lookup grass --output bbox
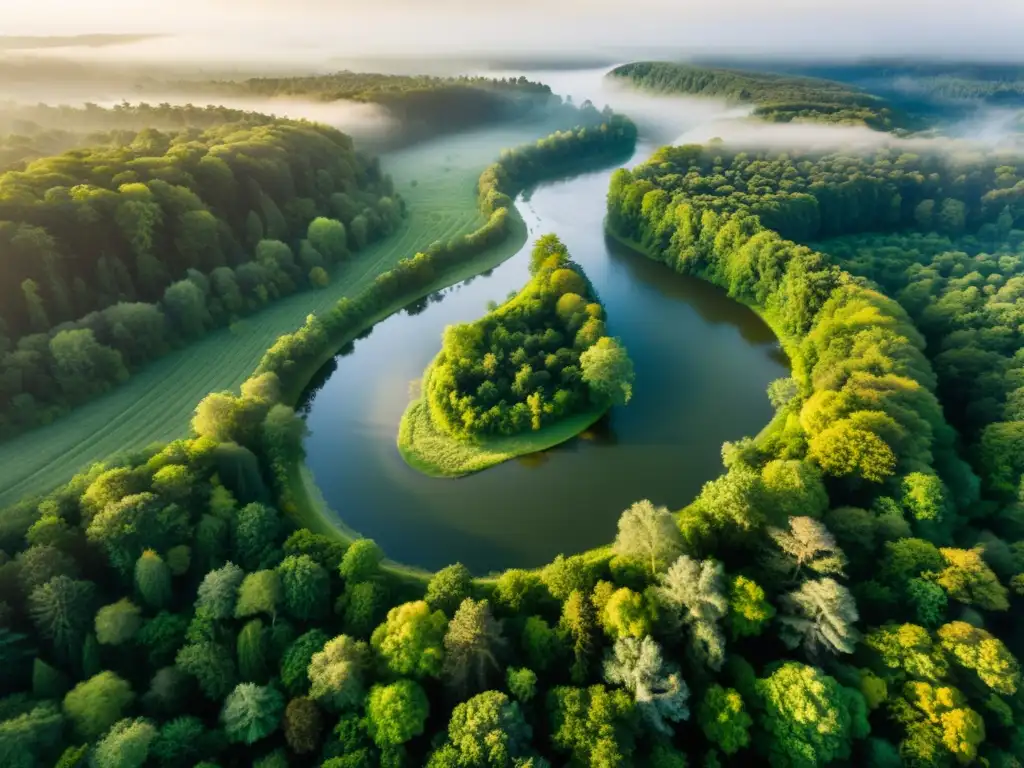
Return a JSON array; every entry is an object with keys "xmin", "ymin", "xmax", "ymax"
[
  {"xmin": 0, "ymin": 119, "xmax": 565, "ymax": 507},
  {"xmin": 397, "ymin": 361, "xmax": 608, "ymax": 477}
]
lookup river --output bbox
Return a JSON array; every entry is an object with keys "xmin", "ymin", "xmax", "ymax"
[{"xmin": 297, "ymin": 68, "xmax": 789, "ymax": 574}]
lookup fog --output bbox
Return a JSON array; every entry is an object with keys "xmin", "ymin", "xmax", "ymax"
[{"xmin": 4, "ymin": 0, "xmax": 1024, "ymax": 66}]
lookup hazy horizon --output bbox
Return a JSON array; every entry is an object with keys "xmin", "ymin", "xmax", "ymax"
[{"xmin": 4, "ymin": 1, "xmax": 1024, "ymax": 65}]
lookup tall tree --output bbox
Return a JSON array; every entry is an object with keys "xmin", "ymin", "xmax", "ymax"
[
  {"xmin": 779, "ymin": 578, "xmax": 860, "ymax": 656},
  {"xmin": 657, "ymin": 555, "xmax": 729, "ymax": 669},
  {"xmin": 442, "ymin": 599, "xmax": 506, "ymax": 698},
  {"xmin": 613, "ymin": 500, "xmax": 684, "ymax": 577},
  {"xmin": 603, "ymin": 635, "xmax": 690, "ymax": 735}
]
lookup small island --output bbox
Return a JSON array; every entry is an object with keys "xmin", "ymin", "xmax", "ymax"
[{"xmin": 398, "ymin": 234, "xmax": 635, "ymax": 476}]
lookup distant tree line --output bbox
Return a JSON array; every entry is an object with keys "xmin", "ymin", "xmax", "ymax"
[
  {"xmin": 608, "ymin": 61, "xmax": 912, "ymax": 131},
  {"xmin": 0, "ymin": 112, "xmax": 401, "ymax": 437},
  {"xmin": 425, "ymin": 234, "xmax": 633, "ymax": 439}
]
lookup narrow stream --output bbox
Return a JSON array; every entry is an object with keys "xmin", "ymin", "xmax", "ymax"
[{"xmin": 298, "ymin": 69, "xmax": 789, "ymax": 573}]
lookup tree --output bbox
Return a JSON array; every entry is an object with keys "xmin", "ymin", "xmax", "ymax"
[
  {"xmin": 698, "ymin": 685, "xmax": 752, "ymax": 755},
  {"xmin": 29, "ymin": 575, "xmax": 96, "ymax": 659},
  {"xmin": 728, "ymin": 575, "xmax": 775, "ymax": 638},
  {"xmin": 22, "ymin": 278, "xmax": 49, "ymax": 333},
  {"xmin": 601, "ymin": 587, "xmax": 657, "ymax": 639},
  {"xmin": 150, "ymin": 716, "xmax": 207, "ymax": 767},
  {"xmin": 62, "ymin": 671, "xmax": 134, "ymax": 740},
  {"xmin": 16, "ymin": 545, "xmax": 79, "ymax": 593},
  {"xmin": 371, "ymin": 600, "xmax": 447, "ymax": 679},
  {"xmin": 613, "ymin": 500, "xmax": 683, "ymax": 577},
  {"xmin": 901, "ymin": 472, "xmax": 947, "ymax": 522},
  {"xmin": 657, "ymin": 555, "xmax": 728, "ymax": 669},
  {"xmin": 760, "ymin": 460, "xmax": 829, "ymax": 521},
  {"xmin": 898, "ymin": 681, "xmax": 985, "ymax": 765},
  {"xmin": 277, "ymin": 555, "xmax": 330, "ymax": 621},
  {"xmin": 931, "ymin": 547, "xmax": 1010, "ymax": 610},
  {"xmin": 521, "ymin": 615, "xmax": 562, "ymax": 673},
  {"xmin": 163, "ymin": 280, "xmax": 209, "ymax": 339},
  {"xmin": 547, "ymin": 684, "xmax": 639, "ymax": 767},
  {"xmin": 808, "ymin": 421, "xmax": 896, "ymax": 484},
  {"xmin": 135, "ymin": 550, "xmax": 172, "ymax": 609},
  {"xmin": 175, "ymin": 641, "xmax": 237, "ymax": 700},
  {"xmin": 233, "ymin": 503, "xmax": 281, "ymax": 571},
  {"xmin": 90, "ymin": 718, "xmax": 157, "ymax": 768},
  {"xmin": 603, "ymin": 636, "xmax": 690, "ymax": 735},
  {"xmin": 281, "ymin": 629, "xmax": 328, "ymax": 696},
  {"xmin": 778, "ymin": 578, "xmax": 860, "ymax": 656},
  {"xmin": 308, "ymin": 634, "xmax": 369, "ymax": 711},
  {"xmin": 284, "ymin": 696, "xmax": 323, "ymax": 755},
  {"xmin": 237, "ymin": 618, "xmax": 269, "ymax": 682},
  {"xmin": 755, "ymin": 662, "xmax": 867, "ymax": 768},
  {"xmin": 339, "ymin": 539, "xmax": 383, "ymax": 583},
  {"xmin": 425, "ymin": 563, "xmax": 473, "ymax": 616},
  {"xmin": 95, "ymin": 598, "xmax": 142, "ymax": 645},
  {"xmin": 221, "ymin": 682, "xmax": 284, "ymax": 744},
  {"xmin": 542, "ymin": 554, "xmax": 595, "ymax": 601},
  {"xmin": 235, "ymin": 570, "xmax": 282, "ymax": 620},
  {"xmin": 431, "ymin": 690, "xmax": 535, "ymax": 767},
  {"xmin": 307, "ymin": 217, "xmax": 348, "ymax": 263},
  {"xmin": 767, "ymin": 517, "xmax": 847, "ymax": 579},
  {"xmin": 0, "ymin": 701, "xmax": 63, "ymax": 768},
  {"xmin": 32, "ymin": 657, "xmax": 69, "ymax": 700},
  {"xmin": 195, "ymin": 561, "xmax": 244, "ymax": 619},
  {"xmin": 937, "ymin": 621, "xmax": 1020, "ymax": 695},
  {"xmin": 865, "ymin": 623, "xmax": 948, "ymax": 683},
  {"xmin": 507, "ymin": 667, "xmax": 538, "ymax": 703},
  {"xmin": 559, "ymin": 589, "xmax": 597, "ymax": 684},
  {"xmin": 366, "ymin": 680, "xmax": 429, "ymax": 747},
  {"xmin": 580, "ymin": 336, "xmax": 634, "ymax": 405},
  {"xmin": 443, "ymin": 598, "xmax": 506, "ymax": 698}
]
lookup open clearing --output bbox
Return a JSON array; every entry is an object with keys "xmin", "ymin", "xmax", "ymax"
[{"xmin": 0, "ymin": 119, "xmax": 565, "ymax": 506}]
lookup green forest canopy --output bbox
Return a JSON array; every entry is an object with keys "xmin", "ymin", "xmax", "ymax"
[
  {"xmin": 424, "ymin": 233, "xmax": 634, "ymax": 439},
  {"xmin": 608, "ymin": 61, "xmax": 911, "ymax": 131},
  {"xmin": 0, "ymin": 117, "xmax": 1023, "ymax": 765}
]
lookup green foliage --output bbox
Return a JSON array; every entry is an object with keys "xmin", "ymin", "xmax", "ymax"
[
  {"xmin": 755, "ymin": 662, "xmax": 866, "ymax": 768},
  {"xmin": 62, "ymin": 671, "xmax": 134, "ymax": 741},
  {"xmin": 431, "ymin": 690, "xmax": 535, "ymax": 767},
  {"xmin": 420, "ymin": 236, "xmax": 632, "ymax": 441},
  {"xmin": 339, "ymin": 539, "xmax": 384, "ymax": 583},
  {"xmin": 657, "ymin": 555, "xmax": 728, "ymax": 669},
  {"xmin": 221, "ymin": 682, "xmax": 283, "ymax": 744},
  {"xmin": 365, "ymin": 680, "xmax": 429, "ymax": 747},
  {"xmin": 613, "ymin": 500, "xmax": 683, "ymax": 577},
  {"xmin": 548, "ymin": 684, "xmax": 639, "ymax": 766},
  {"xmin": 235, "ymin": 570, "xmax": 282, "ymax": 620},
  {"xmin": 135, "ymin": 550, "xmax": 172, "ymax": 609},
  {"xmin": 507, "ymin": 667, "xmax": 537, "ymax": 703},
  {"xmin": 931, "ymin": 547, "xmax": 1010, "ymax": 610},
  {"xmin": 278, "ymin": 554, "xmax": 330, "ymax": 621},
  {"xmin": 727, "ymin": 575, "xmax": 775, "ymax": 638},
  {"xmin": 280, "ymin": 629, "xmax": 328, "ymax": 696},
  {"xmin": 443, "ymin": 598, "xmax": 506, "ymax": 699},
  {"xmin": 698, "ymin": 685, "xmax": 752, "ymax": 755},
  {"xmin": 308, "ymin": 634, "xmax": 369, "ymax": 711},
  {"xmin": 29, "ymin": 576, "xmax": 96, "ymax": 659},
  {"xmin": 425, "ymin": 563, "xmax": 473, "ymax": 616},
  {"xmin": 175, "ymin": 641, "xmax": 237, "ymax": 700},
  {"xmin": 150, "ymin": 716, "xmax": 208, "ymax": 767},
  {"xmin": 195, "ymin": 562, "xmax": 244, "ymax": 620},
  {"xmin": 371, "ymin": 600, "xmax": 447, "ymax": 679},
  {"xmin": 95, "ymin": 598, "xmax": 142, "ymax": 645},
  {"xmin": 91, "ymin": 718, "xmax": 157, "ymax": 768}
]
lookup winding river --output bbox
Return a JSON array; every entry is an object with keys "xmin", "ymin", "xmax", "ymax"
[{"xmin": 298, "ymin": 69, "xmax": 789, "ymax": 574}]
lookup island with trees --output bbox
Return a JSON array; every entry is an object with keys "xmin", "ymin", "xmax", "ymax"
[
  {"xmin": 398, "ymin": 234, "xmax": 634, "ymax": 476},
  {"xmin": 607, "ymin": 61, "xmax": 913, "ymax": 131}
]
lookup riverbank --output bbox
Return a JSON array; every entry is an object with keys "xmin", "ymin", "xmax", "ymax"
[{"xmin": 397, "ymin": 360, "xmax": 609, "ymax": 477}]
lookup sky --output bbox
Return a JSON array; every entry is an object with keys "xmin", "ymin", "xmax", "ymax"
[{"xmin": 5, "ymin": 0, "xmax": 1024, "ymax": 62}]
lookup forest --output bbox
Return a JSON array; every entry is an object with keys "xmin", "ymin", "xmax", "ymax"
[
  {"xmin": 607, "ymin": 62, "xmax": 913, "ymax": 131},
  {"xmin": 160, "ymin": 73, "xmax": 565, "ymax": 148},
  {"xmin": 605, "ymin": 141, "xmax": 1024, "ymax": 766},
  {"xmin": 0, "ymin": 107, "xmax": 401, "ymax": 437},
  {"xmin": 420, "ymin": 233, "xmax": 633, "ymax": 439},
  {"xmin": 1, "ymin": 51, "xmax": 1024, "ymax": 767}
]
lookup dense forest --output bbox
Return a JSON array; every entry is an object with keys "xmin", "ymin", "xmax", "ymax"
[
  {"xmin": 0, "ymin": 109, "xmax": 401, "ymax": 436},
  {"xmin": 423, "ymin": 234, "xmax": 633, "ymax": 439},
  {"xmin": 161, "ymin": 73, "xmax": 565, "ymax": 148},
  {"xmin": 605, "ymin": 141, "xmax": 1024, "ymax": 765},
  {"xmin": 607, "ymin": 62, "xmax": 913, "ymax": 131}
]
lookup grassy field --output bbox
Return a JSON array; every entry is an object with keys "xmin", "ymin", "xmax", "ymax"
[
  {"xmin": 0, "ymin": 119, "xmax": 564, "ymax": 507},
  {"xmin": 397, "ymin": 361, "xmax": 608, "ymax": 477}
]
